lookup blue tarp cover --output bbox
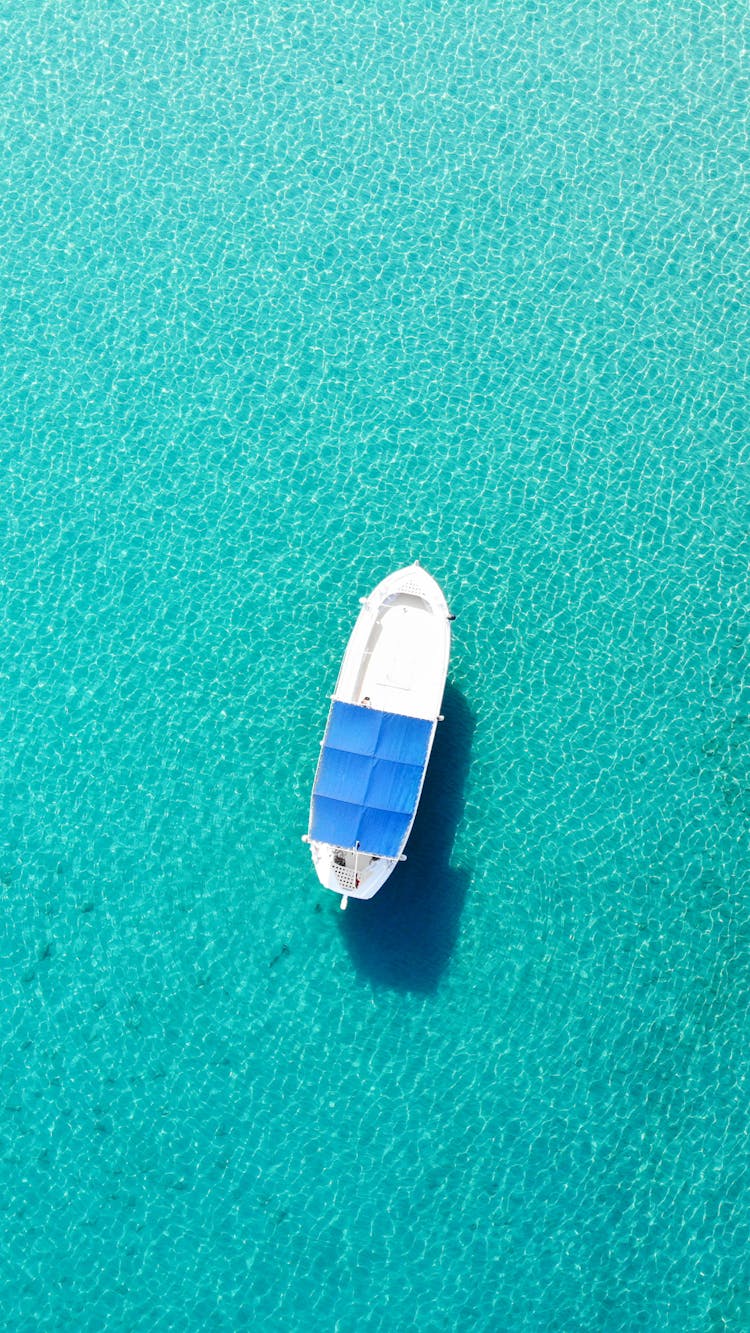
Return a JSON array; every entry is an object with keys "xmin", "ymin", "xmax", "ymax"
[{"xmin": 310, "ymin": 702, "xmax": 434, "ymax": 857}]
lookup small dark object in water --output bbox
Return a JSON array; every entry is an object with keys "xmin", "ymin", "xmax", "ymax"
[{"xmin": 269, "ymin": 944, "xmax": 290, "ymax": 967}]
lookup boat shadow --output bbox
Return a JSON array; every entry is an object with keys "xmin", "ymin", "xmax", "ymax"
[{"xmin": 338, "ymin": 682, "xmax": 475, "ymax": 994}]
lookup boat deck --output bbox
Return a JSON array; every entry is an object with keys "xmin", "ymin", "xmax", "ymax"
[{"xmin": 353, "ymin": 599, "xmax": 446, "ymax": 719}]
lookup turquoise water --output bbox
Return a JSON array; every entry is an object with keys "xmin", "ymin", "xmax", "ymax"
[{"xmin": 1, "ymin": 0, "xmax": 748, "ymax": 1328}]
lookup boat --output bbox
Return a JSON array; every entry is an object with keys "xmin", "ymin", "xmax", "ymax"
[{"xmin": 304, "ymin": 562, "xmax": 453, "ymax": 907}]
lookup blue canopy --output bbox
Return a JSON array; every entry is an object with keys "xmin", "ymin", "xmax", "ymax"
[{"xmin": 310, "ymin": 702, "xmax": 434, "ymax": 858}]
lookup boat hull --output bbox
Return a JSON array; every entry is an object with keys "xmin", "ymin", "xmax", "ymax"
[{"xmin": 306, "ymin": 563, "xmax": 451, "ymax": 903}]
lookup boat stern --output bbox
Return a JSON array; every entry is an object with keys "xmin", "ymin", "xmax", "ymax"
[{"xmin": 307, "ymin": 840, "xmax": 396, "ymax": 903}]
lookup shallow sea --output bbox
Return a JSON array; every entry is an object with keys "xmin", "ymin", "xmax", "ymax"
[{"xmin": 1, "ymin": 2, "xmax": 748, "ymax": 1329}]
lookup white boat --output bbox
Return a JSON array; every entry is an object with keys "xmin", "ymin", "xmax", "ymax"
[{"xmin": 305, "ymin": 562, "xmax": 452, "ymax": 907}]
